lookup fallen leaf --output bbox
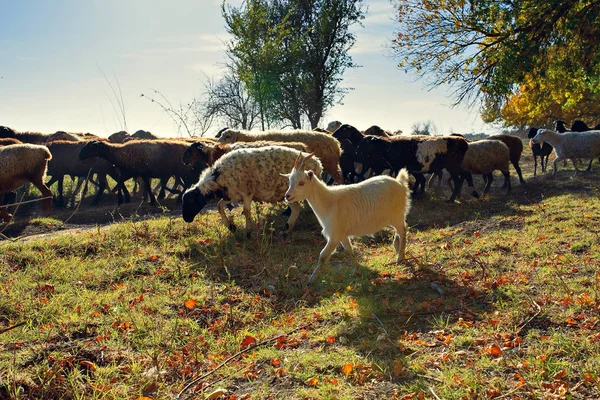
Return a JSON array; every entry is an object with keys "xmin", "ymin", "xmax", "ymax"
[
  {"xmin": 206, "ymin": 388, "xmax": 228, "ymax": 399},
  {"xmin": 240, "ymin": 335, "xmax": 257, "ymax": 349},
  {"xmin": 184, "ymin": 299, "xmax": 197, "ymax": 310},
  {"xmin": 304, "ymin": 377, "xmax": 319, "ymax": 387},
  {"xmin": 326, "ymin": 336, "xmax": 335, "ymax": 344},
  {"xmin": 343, "ymin": 363, "xmax": 353, "ymax": 376},
  {"xmin": 485, "ymin": 344, "xmax": 503, "ymax": 357}
]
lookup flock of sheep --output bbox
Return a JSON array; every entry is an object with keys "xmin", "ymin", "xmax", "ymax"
[{"xmin": 1, "ymin": 119, "xmax": 599, "ymax": 282}]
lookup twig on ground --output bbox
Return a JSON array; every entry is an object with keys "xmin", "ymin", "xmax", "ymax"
[
  {"xmin": 175, "ymin": 323, "xmax": 311, "ymax": 400},
  {"xmin": 416, "ymin": 373, "xmax": 443, "ymax": 383},
  {"xmin": 370, "ymin": 313, "xmax": 388, "ymax": 336},
  {"xmin": 0, "ymin": 322, "xmax": 26, "ymax": 335},
  {"xmin": 515, "ymin": 298, "xmax": 542, "ymax": 335},
  {"xmin": 429, "ymin": 386, "xmax": 442, "ymax": 400}
]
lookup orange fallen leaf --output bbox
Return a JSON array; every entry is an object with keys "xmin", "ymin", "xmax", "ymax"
[
  {"xmin": 342, "ymin": 363, "xmax": 353, "ymax": 376},
  {"xmin": 304, "ymin": 377, "xmax": 319, "ymax": 387},
  {"xmin": 326, "ymin": 336, "xmax": 335, "ymax": 344},
  {"xmin": 184, "ymin": 299, "xmax": 197, "ymax": 310},
  {"xmin": 485, "ymin": 344, "xmax": 503, "ymax": 357},
  {"xmin": 392, "ymin": 360, "xmax": 404, "ymax": 376},
  {"xmin": 271, "ymin": 358, "xmax": 281, "ymax": 367},
  {"xmin": 552, "ymin": 370, "xmax": 567, "ymax": 380},
  {"xmin": 240, "ymin": 335, "xmax": 257, "ymax": 349}
]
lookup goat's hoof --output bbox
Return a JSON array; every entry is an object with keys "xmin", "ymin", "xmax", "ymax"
[{"xmin": 471, "ymin": 191, "xmax": 480, "ymax": 199}]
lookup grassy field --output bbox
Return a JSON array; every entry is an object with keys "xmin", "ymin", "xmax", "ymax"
[{"xmin": 1, "ymin": 153, "xmax": 600, "ymax": 399}]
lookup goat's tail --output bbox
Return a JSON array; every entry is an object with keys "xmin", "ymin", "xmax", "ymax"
[{"xmin": 395, "ymin": 168, "xmax": 410, "ymax": 189}]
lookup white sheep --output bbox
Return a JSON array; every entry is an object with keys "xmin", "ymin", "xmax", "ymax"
[
  {"xmin": 0, "ymin": 144, "xmax": 53, "ymax": 221},
  {"xmin": 532, "ymin": 129, "xmax": 600, "ymax": 177},
  {"xmin": 217, "ymin": 128, "xmax": 343, "ymax": 184},
  {"xmin": 182, "ymin": 146, "xmax": 323, "ymax": 236},
  {"xmin": 283, "ymin": 153, "xmax": 411, "ymax": 284}
]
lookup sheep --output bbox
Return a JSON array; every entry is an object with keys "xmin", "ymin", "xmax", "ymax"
[
  {"xmin": 0, "ymin": 138, "xmax": 22, "ymax": 146},
  {"xmin": 331, "ymin": 124, "xmax": 367, "ymax": 182},
  {"xmin": 326, "ymin": 121, "xmax": 342, "ymax": 133},
  {"xmin": 0, "ymin": 144, "xmax": 53, "ymax": 222},
  {"xmin": 79, "ymin": 140, "xmax": 196, "ymax": 205},
  {"xmin": 217, "ymin": 128, "xmax": 343, "ymax": 184},
  {"xmin": 108, "ymin": 131, "xmax": 131, "ymax": 143},
  {"xmin": 364, "ymin": 125, "xmax": 394, "ymax": 137},
  {"xmin": 46, "ymin": 131, "xmax": 84, "ymax": 142},
  {"xmin": 528, "ymin": 127, "xmax": 553, "ymax": 176},
  {"xmin": 487, "ymin": 134, "xmax": 526, "ymax": 185},
  {"xmin": 0, "ymin": 127, "xmax": 50, "ymax": 144},
  {"xmin": 532, "ymin": 129, "xmax": 600, "ymax": 177},
  {"xmin": 182, "ymin": 140, "xmax": 308, "ymax": 170},
  {"xmin": 182, "ymin": 146, "xmax": 323, "ymax": 237},
  {"xmin": 283, "ymin": 153, "xmax": 411, "ymax": 284},
  {"xmin": 459, "ymin": 140, "xmax": 511, "ymax": 198},
  {"xmin": 555, "ymin": 120, "xmax": 568, "ymax": 133},
  {"xmin": 45, "ymin": 140, "xmax": 121, "ymax": 207},
  {"xmin": 132, "ymin": 130, "xmax": 158, "ymax": 140},
  {"xmin": 570, "ymin": 120, "xmax": 597, "ymax": 132},
  {"xmin": 355, "ymin": 135, "xmax": 469, "ymax": 202}
]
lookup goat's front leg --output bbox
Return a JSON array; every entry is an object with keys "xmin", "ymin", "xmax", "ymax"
[
  {"xmin": 217, "ymin": 199, "xmax": 235, "ymax": 232},
  {"xmin": 308, "ymin": 238, "xmax": 339, "ymax": 285}
]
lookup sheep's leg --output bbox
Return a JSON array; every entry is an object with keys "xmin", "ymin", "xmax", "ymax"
[
  {"xmin": 92, "ymin": 174, "xmax": 108, "ymax": 205},
  {"xmin": 308, "ymin": 238, "xmax": 338, "ymax": 285},
  {"xmin": 552, "ymin": 156, "xmax": 564, "ymax": 176},
  {"xmin": 31, "ymin": 173, "xmax": 53, "ymax": 217},
  {"xmin": 571, "ymin": 159, "xmax": 581, "ymax": 178},
  {"xmin": 586, "ymin": 159, "xmax": 593, "ymax": 172},
  {"xmin": 242, "ymin": 196, "xmax": 253, "ymax": 238},
  {"xmin": 502, "ymin": 170, "xmax": 511, "ymax": 194},
  {"xmin": 281, "ymin": 202, "xmax": 301, "ymax": 237},
  {"xmin": 142, "ymin": 176, "xmax": 157, "ymax": 205},
  {"xmin": 481, "ymin": 173, "xmax": 493, "ymax": 197},
  {"xmin": 217, "ymin": 199, "xmax": 235, "ymax": 232},
  {"xmin": 393, "ymin": 221, "xmax": 408, "ymax": 263},
  {"xmin": 447, "ymin": 173, "xmax": 463, "ymax": 203},
  {"xmin": 68, "ymin": 177, "xmax": 85, "ymax": 207},
  {"xmin": 513, "ymin": 161, "xmax": 525, "ymax": 184}
]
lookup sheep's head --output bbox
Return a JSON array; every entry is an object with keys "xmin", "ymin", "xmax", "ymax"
[
  {"xmin": 182, "ymin": 187, "xmax": 207, "ymax": 223},
  {"xmin": 182, "ymin": 142, "xmax": 209, "ymax": 169},
  {"xmin": 217, "ymin": 129, "xmax": 237, "ymax": 143},
  {"xmin": 79, "ymin": 141, "xmax": 104, "ymax": 160},
  {"xmin": 531, "ymin": 129, "xmax": 548, "ymax": 146},
  {"xmin": 554, "ymin": 120, "xmax": 567, "ymax": 133},
  {"xmin": 527, "ymin": 128, "xmax": 539, "ymax": 139},
  {"xmin": 282, "ymin": 152, "xmax": 316, "ymax": 203},
  {"xmin": 0, "ymin": 126, "xmax": 16, "ymax": 138}
]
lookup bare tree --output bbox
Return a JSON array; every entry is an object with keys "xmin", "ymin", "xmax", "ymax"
[{"xmin": 200, "ymin": 64, "xmax": 261, "ymax": 130}]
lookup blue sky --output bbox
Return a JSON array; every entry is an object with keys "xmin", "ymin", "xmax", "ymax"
[{"xmin": 0, "ymin": 0, "xmax": 491, "ymax": 137}]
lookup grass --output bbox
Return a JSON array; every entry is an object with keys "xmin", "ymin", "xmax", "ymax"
[{"xmin": 1, "ymin": 152, "xmax": 600, "ymax": 399}]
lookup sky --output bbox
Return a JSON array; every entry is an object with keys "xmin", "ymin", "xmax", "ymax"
[{"xmin": 0, "ymin": 0, "xmax": 492, "ymax": 138}]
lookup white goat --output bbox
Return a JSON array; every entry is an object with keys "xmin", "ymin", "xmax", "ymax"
[
  {"xmin": 532, "ymin": 129, "xmax": 600, "ymax": 177},
  {"xmin": 283, "ymin": 153, "xmax": 411, "ymax": 284}
]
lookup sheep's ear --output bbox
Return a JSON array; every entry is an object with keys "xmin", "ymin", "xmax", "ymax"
[
  {"xmin": 194, "ymin": 142, "xmax": 203, "ymax": 150},
  {"xmin": 280, "ymin": 173, "xmax": 291, "ymax": 178},
  {"xmin": 307, "ymin": 170, "xmax": 314, "ymax": 180}
]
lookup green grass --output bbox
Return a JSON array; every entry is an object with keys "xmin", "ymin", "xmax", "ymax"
[{"xmin": 1, "ymin": 153, "xmax": 600, "ymax": 399}]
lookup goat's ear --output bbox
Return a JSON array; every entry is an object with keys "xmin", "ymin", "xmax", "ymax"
[
  {"xmin": 280, "ymin": 173, "xmax": 291, "ymax": 178},
  {"xmin": 307, "ymin": 170, "xmax": 314, "ymax": 180},
  {"xmin": 305, "ymin": 153, "xmax": 315, "ymax": 161}
]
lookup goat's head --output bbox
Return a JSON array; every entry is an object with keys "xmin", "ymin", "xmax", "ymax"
[
  {"xmin": 182, "ymin": 187, "xmax": 207, "ymax": 222},
  {"xmin": 282, "ymin": 152, "xmax": 316, "ymax": 203}
]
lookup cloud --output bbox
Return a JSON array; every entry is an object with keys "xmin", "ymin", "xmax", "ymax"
[{"xmin": 121, "ymin": 34, "xmax": 227, "ymax": 59}]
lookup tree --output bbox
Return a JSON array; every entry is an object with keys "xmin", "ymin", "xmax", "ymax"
[
  {"xmin": 200, "ymin": 64, "xmax": 262, "ymax": 130},
  {"xmin": 223, "ymin": 0, "xmax": 365, "ymax": 129},
  {"xmin": 390, "ymin": 0, "xmax": 600, "ymax": 114}
]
